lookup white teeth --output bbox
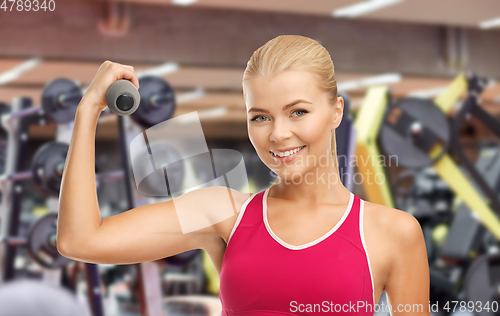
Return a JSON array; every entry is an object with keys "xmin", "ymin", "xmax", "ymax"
[{"xmin": 272, "ymin": 146, "xmax": 304, "ymax": 157}]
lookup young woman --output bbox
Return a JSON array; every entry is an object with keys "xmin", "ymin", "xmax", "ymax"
[{"xmin": 58, "ymin": 35, "xmax": 430, "ymax": 315}]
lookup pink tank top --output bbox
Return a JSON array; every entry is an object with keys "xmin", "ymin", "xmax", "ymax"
[{"xmin": 219, "ymin": 188, "xmax": 375, "ymax": 315}]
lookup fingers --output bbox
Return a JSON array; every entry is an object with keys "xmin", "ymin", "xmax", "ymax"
[
  {"xmin": 121, "ymin": 66, "xmax": 140, "ymax": 89},
  {"xmin": 101, "ymin": 61, "xmax": 140, "ymax": 89}
]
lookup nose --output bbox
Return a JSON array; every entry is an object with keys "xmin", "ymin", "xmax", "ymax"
[{"xmin": 269, "ymin": 119, "xmax": 293, "ymax": 142}]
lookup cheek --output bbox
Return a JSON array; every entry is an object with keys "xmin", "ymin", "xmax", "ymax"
[
  {"xmin": 248, "ymin": 126, "xmax": 267, "ymax": 152},
  {"xmin": 299, "ymin": 117, "xmax": 330, "ymax": 145}
]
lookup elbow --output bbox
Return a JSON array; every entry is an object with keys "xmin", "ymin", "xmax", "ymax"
[
  {"xmin": 56, "ymin": 238, "xmax": 86, "ymax": 261},
  {"xmin": 57, "ymin": 236, "xmax": 102, "ymax": 263},
  {"xmin": 56, "ymin": 239, "xmax": 75, "ymax": 260}
]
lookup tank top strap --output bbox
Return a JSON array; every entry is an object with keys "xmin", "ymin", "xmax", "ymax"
[
  {"xmin": 335, "ymin": 194, "xmax": 366, "ymax": 253},
  {"xmin": 229, "ymin": 190, "xmax": 264, "ymax": 235}
]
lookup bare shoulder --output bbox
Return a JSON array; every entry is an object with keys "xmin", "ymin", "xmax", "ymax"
[
  {"xmin": 218, "ymin": 188, "xmax": 254, "ymax": 244},
  {"xmin": 363, "ymin": 200, "xmax": 423, "ymax": 248}
]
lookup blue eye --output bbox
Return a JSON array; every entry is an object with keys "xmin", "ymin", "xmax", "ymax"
[
  {"xmin": 250, "ymin": 109, "xmax": 308, "ymax": 122},
  {"xmin": 250, "ymin": 115, "xmax": 268, "ymax": 122},
  {"xmin": 293, "ymin": 109, "xmax": 308, "ymax": 116}
]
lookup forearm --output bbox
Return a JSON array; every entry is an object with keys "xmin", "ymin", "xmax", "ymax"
[{"xmin": 57, "ymin": 97, "xmax": 103, "ymax": 253}]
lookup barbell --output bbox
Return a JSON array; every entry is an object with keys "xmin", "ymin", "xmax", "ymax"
[
  {"xmin": 0, "ymin": 142, "xmax": 95, "ymax": 198},
  {"xmin": 1, "ymin": 79, "xmax": 81, "ymax": 125},
  {"xmin": 1, "ymin": 75, "xmax": 176, "ymax": 130}
]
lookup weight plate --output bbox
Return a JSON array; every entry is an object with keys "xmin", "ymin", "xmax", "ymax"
[
  {"xmin": 32, "ymin": 142, "xmax": 69, "ymax": 198},
  {"xmin": 27, "ymin": 213, "xmax": 72, "ymax": 269},
  {"xmin": 164, "ymin": 249, "xmax": 200, "ymax": 266},
  {"xmin": 41, "ymin": 78, "xmax": 81, "ymax": 123},
  {"xmin": 136, "ymin": 142, "xmax": 185, "ymax": 196},
  {"xmin": 131, "ymin": 76, "xmax": 176, "ymax": 129},
  {"xmin": 464, "ymin": 253, "xmax": 500, "ymax": 316},
  {"xmin": 380, "ymin": 98, "xmax": 450, "ymax": 169}
]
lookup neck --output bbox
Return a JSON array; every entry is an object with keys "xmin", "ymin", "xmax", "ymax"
[{"xmin": 269, "ymin": 151, "xmax": 349, "ymax": 206}]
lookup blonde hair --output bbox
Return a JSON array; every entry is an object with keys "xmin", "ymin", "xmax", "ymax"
[{"xmin": 242, "ymin": 35, "xmax": 339, "ymax": 169}]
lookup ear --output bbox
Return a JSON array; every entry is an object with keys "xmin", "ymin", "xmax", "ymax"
[{"xmin": 331, "ymin": 96, "xmax": 344, "ymax": 130}]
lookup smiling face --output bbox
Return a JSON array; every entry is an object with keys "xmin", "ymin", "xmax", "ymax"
[{"xmin": 244, "ymin": 69, "xmax": 344, "ymax": 182}]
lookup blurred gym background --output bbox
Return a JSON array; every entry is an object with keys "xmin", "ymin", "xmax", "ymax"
[{"xmin": 1, "ymin": 0, "xmax": 500, "ymax": 315}]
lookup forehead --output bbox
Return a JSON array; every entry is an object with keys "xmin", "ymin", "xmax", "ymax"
[{"xmin": 244, "ymin": 69, "xmax": 320, "ymax": 107}]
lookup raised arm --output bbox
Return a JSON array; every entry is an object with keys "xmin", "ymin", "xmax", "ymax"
[{"xmin": 56, "ymin": 61, "xmax": 229, "ymax": 264}]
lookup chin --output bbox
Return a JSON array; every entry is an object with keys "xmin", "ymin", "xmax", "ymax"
[{"xmin": 272, "ymin": 167, "xmax": 307, "ymax": 182}]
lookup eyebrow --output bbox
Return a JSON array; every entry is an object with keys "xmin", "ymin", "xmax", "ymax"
[{"xmin": 248, "ymin": 99, "xmax": 312, "ymax": 113}]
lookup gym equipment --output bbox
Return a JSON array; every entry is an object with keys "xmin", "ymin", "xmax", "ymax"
[
  {"xmin": 105, "ymin": 79, "xmax": 141, "ymax": 116},
  {"xmin": 0, "ymin": 97, "xmax": 107, "ymax": 315},
  {"xmin": 429, "ymin": 73, "xmax": 500, "ymax": 239},
  {"xmin": 32, "ymin": 142, "xmax": 70, "ymax": 197},
  {"xmin": 439, "ymin": 146, "xmax": 500, "ymax": 262},
  {"xmin": 0, "ymin": 142, "xmax": 91, "ymax": 198},
  {"xmin": 0, "ymin": 78, "xmax": 81, "ymax": 125},
  {"xmin": 201, "ymin": 250, "xmax": 220, "ymax": 295},
  {"xmin": 357, "ymin": 72, "xmax": 500, "ymax": 239},
  {"xmin": 0, "ymin": 75, "xmax": 175, "ymax": 136},
  {"xmin": 0, "ymin": 213, "xmax": 71, "ymax": 269},
  {"xmin": 394, "ymin": 168, "xmax": 455, "ymax": 263},
  {"xmin": 0, "ymin": 140, "xmax": 185, "ymax": 199},
  {"xmin": 354, "ymin": 87, "xmax": 394, "ymax": 207},
  {"xmin": 131, "ymin": 76, "xmax": 176, "ymax": 129},
  {"xmin": 187, "ymin": 148, "xmax": 247, "ymax": 193},
  {"xmin": 355, "ymin": 71, "xmax": 500, "ymax": 312},
  {"xmin": 380, "ymin": 98, "xmax": 450, "ymax": 169},
  {"xmin": 463, "ymin": 253, "xmax": 500, "ymax": 316},
  {"xmin": 27, "ymin": 213, "xmax": 71, "ymax": 269},
  {"xmin": 336, "ymin": 94, "xmax": 357, "ymax": 191},
  {"xmin": 0, "ymin": 102, "xmax": 10, "ymax": 174},
  {"xmin": 165, "ymin": 249, "xmax": 200, "ymax": 266},
  {"xmin": 134, "ymin": 141, "xmax": 186, "ymax": 197},
  {"xmin": 115, "ymin": 82, "xmax": 184, "ymax": 316},
  {"xmin": 41, "ymin": 78, "xmax": 82, "ymax": 123},
  {"xmin": 1, "ymin": 97, "xmax": 37, "ymax": 283},
  {"xmin": 162, "ymin": 250, "xmax": 205, "ymax": 296}
]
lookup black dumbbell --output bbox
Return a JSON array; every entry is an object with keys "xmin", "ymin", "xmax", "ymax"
[{"xmin": 105, "ymin": 79, "xmax": 141, "ymax": 116}]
